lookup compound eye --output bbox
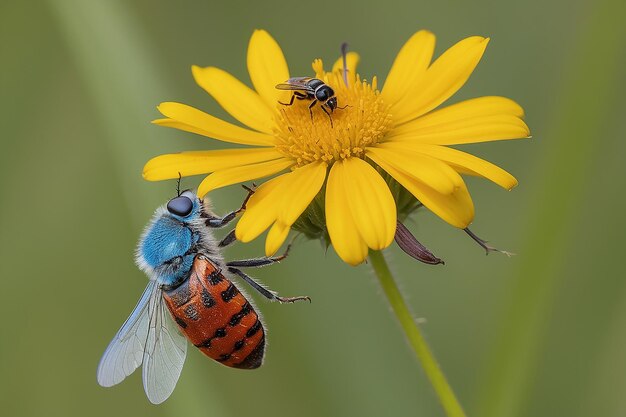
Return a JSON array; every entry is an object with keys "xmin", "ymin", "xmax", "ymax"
[{"xmin": 167, "ymin": 196, "xmax": 193, "ymax": 217}]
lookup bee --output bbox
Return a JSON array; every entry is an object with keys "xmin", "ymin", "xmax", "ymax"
[
  {"xmin": 276, "ymin": 77, "xmax": 340, "ymax": 126},
  {"xmin": 97, "ymin": 188, "xmax": 309, "ymax": 404}
]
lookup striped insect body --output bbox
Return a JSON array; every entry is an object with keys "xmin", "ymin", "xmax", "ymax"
[
  {"xmin": 276, "ymin": 77, "xmax": 340, "ymax": 126},
  {"xmin": 162, "ymin": 255, "xmax": 266, "ymax": 369},
  {"xmin": 97, "ymin": 189, "xmax": 309, "ymax": 404}
]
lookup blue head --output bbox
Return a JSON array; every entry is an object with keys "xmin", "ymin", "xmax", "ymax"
[{"xmin": 136, "ymin": 190, "xmax": 206, "ymax": 289}]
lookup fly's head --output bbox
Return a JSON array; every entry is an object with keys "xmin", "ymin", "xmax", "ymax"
[{"xmin": 136, "ymin": 190, "xmax": 204, "ymax": 286}]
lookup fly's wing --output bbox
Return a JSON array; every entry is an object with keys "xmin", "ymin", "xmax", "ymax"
[
  {"xmin": 142, "ymin": 287, "xmax": 188, "ymax": 404},
  {"xmin": 275, "ymin": 77, "xmax": 314, "ymax": 92},
  {"xmin": 97, "ymin": 280, "xmax": 156, "ymax": 387}
]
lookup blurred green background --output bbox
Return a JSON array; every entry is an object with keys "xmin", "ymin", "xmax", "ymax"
[{"xmin": 1, "ymin": 0, "xmax": 625, "ymax": 416}]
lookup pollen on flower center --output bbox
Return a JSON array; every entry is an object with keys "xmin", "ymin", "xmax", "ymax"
[{"xmin": 273, "ymin": 72, "xmax": 393, "ymax": 166}]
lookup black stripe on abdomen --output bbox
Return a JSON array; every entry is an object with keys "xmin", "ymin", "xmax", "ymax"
[
  {"xmin": 229, "ymin": 302, "xmax": 251, "ymax": 326},
  {"xmin": 246, "ymin": 319, "xmax": 262, "ymax": 338},
  {"xmin": 233, "ymin": 336, "xmax": 265, "ymax": 369},
  {"xmin": 221, "ymin": 283, "xmax": 238, "ymax": 302}
]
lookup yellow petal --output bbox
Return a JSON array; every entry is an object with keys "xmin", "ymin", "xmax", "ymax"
[
  {"xmin": 235, "ymin": 174, "xmax": 287, "ymax": 242},
  {"xmin": 392, "ymin": 96, "xmax": 528, "ymax": 142},
  {"xmin": 247, "ymin": 29, "xmax": 290, "ymax": 108},
  {"xmin": 341, "ymin": 158, "xmax": 397, "ymax": 250},
  {"xmin": 312, "ymin": 58, "xmax": 325, "ymax": 79},
  {"xmin": 241, "ymin": 162, "xmax": 328, "ymax": 255},
  {"xmin": 155, "ymin": 102, "xmax": 274, "ymax": 146},
  {"xmin": 235, "ymin": 163, "xmax": 326, "ymax": 246},
  {"xmin": 197, "ymin": 158, "xmax": 293, "ymax": 197},
  {"xmin": 396, "ymin": 97, "xmax": 525, "ymax": 132},
  {"xmin": 382, "ymin": 30, "xmax": 435, "ymax": 105},
  {"xmin": 153, "ymin": 118, "xmax": 210, "ymax": 138},
  {"xmin": 192, "ymin": 65, "xmax": 274, "ymax": 133},
  {"xmin": 332, "ymin": 51, "xmax": 360, "ymax": 86},
  {"xmin": 390, "ymin": 114, "xmax": 530, "ymax": 145},
  {"xmin": 371, "ymin": 151, "xmax": 475, "ymax": 228},
  {"xmin": 392, "ymin": 36, "xmax": 490, "ymax": 125},
  {"xmin": 265, "ymin": 221, "xmax": 290, "ymax": 256},
  {"xmin": 325, "ymin": 163, "xmax": 368, "ymax": 265},
  {"xmin": 275, "ymin": 162, "xmax": 327, "ymax": 225},
  {"xmin": 332, "ymin": 52, "xmax": 360, "ymax": 74},
  {"xmin": 143, "ymin": 148, "xmax": 284, "ymax": 181},
  {"xmin": 367, "ymin": 145, "xmax": 463, "ymax": 195},
  {"xmin": 387, "ymin": 142, "xmax": 518, "ymax": 190}
]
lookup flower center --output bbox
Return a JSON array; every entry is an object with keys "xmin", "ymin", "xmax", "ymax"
[{"xmin": 273, "ymin": 71, "xmax": 393, "ymax": 167}]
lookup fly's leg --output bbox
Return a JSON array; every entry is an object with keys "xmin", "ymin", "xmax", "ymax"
[
  {"xmin": 203, "ymin": 185, "xmax": 255, "ymax": 228},
  {"xmin": 320, "ymin": 104, "xmax": 334, "ymax": 128},
  {"xmin": 278, "ymin": 94, "xmax": 296, "ymax": 106},
  {"xmin": 308, "ymin": 99, "xmax": 319, "ymax": 122},
  {"xmin": 228, "ymin": 267, "xmax": 310, "ymax": 303},
  {"xmin": 464, "ymin": 228, "xmax": 514, "ymax": 256},
  {"xmin": 225, "ymin": 244, "xmax": 292, "ymax": 268},
  {"xmin": 279, "ymin": 91, "xmax": 307, "ymax": 106}
]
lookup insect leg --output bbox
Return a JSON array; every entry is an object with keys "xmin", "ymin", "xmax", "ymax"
[
  {"xmin": 320, "ymin": 105, "xmax": 334, "ymax": 128},
  {"xmin": 278, "ymin": 93, "xmax": 296, "ymax": 106},
  {"xmin": 308, "ymin": 99, "xmax": 318, "ymax": 121},
  {"xmin": 204, "ymin": 185, "xmax": 255, "ymax": 228},
  {"xmin": 218, "ymin": 229, "xmax": 237, "ymax": 248},
  {"xmin": 464, "ymin": 228, "xmax": 514, "ymax": 256},
  {"xmin": 225, "ymin": 244, "xmax": 291, "ymax": 268},
  {"xmin": 228, "ymin": 267, "xmax": 310, "ymax": 303},
  {"xmin": 279, "ymin": 92, "xmax": 307, "ymax": 106},
  {"xmin": 205, "ymin": 211, "xmax": 239, "ymax": 228}
]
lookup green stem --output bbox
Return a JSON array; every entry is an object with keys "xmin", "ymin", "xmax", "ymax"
[{"xmin": 369, "ymin": 250, "xmax": 467, "ymax": 417}]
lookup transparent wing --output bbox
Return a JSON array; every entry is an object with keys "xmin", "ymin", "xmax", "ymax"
[
  {"xmin": 275, "ymin": 77, "xmax": 314, "ymax": 92},
  {"xmin": 97, "ymin": 280, "xmax": 156, "ymax": 387},
  {"xmin": 142, "ymin": 288, "xmax": 188, "ymax": 404}
]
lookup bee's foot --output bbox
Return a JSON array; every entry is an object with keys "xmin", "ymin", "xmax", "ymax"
[
  {"xmin": 237, "ymin": 184, "xmax": 256, "ymax": 213},
  {"xmin": 276, "ymin": 295, "xmax": 311, "ymax": 304}
]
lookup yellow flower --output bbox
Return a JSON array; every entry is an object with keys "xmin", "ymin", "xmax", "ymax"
[{"xmin": 144, "ymin": 29, "xmax": 530, "ymax": 266}]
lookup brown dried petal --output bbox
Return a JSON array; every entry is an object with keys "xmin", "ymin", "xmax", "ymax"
[{"xmin": 394, "ymin": 221, "xmax": 444, "ymax": 265}]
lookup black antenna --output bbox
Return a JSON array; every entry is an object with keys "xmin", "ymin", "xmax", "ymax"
[
  {"xmin": 341, "ymin": 42, "xmax": 349, "ymax": 86},
  {"xmin": 176, "ymin": 172, "xmax": 182, "ymax": 196}
]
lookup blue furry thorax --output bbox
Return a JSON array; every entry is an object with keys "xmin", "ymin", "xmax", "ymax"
[{"xmin": 138, "ymin": 192, "xmax": 203, "ymax": 288}]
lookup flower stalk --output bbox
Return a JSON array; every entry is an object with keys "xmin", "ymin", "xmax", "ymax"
[{"xmin": 368, "ymin": 249, "xmax": 467, "ymax": 417}]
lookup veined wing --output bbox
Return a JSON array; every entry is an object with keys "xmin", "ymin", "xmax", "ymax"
[
  {"xmin": 97, "ymin": 280, "xmax": 156, "ymax": 387},
  {"xmin": 142, "ymin": 286, "xmax": 188, "ymax": 404},
  {"xmin": 275, "ymin": 77, "xmax": 315, "ymax": 92}
]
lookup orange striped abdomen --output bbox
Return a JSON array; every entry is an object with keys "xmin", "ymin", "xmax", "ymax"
[{"xmin": 162, "ymin": 255, "xmax": 265, "ymax": 369}]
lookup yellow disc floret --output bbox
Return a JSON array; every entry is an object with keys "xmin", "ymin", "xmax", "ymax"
[{"xmin": 273, "ymin": 67, "xmax": 393, "ymax": 167}]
